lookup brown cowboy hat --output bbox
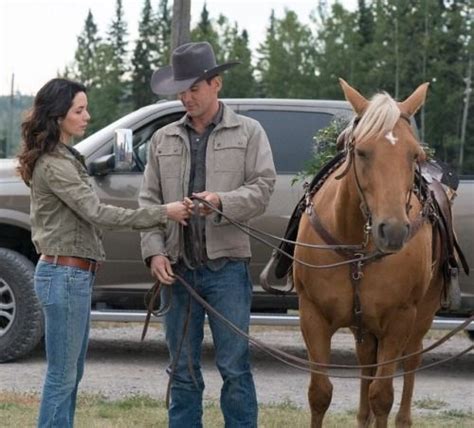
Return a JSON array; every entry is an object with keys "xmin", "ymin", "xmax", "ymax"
[{"xmin": 150, "ymin": 42, "xmax": 240, "ymax": 95}]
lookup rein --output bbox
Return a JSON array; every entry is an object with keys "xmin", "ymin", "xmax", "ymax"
[
  {"xmin": 141, "ymin": 197, "xmax": 472, "ymax": 382},
  {"xmin": 143, "ymin": 275, "xmax": 473, "ymax": 381},
  {"xmin": 141, "ymin": 110, "xmax": 471, "ymax": 384}
]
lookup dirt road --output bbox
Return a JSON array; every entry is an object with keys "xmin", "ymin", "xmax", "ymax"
[{"xmin": 1, "ymin": 323, "xmax": 472, "ymax": 416}]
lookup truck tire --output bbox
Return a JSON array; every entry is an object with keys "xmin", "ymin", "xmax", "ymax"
[{"xmin": 0, "ymin": 248, "xmax": 43, "ymax": 362}]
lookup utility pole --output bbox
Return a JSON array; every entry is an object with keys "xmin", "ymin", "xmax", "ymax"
[
  {"xmin": 171, "ymin": 0, "xmax": 191, "ymax": 55},
  {"xmin": 459, "ymin": 57, "xmax": 472, "ymax": 174}
]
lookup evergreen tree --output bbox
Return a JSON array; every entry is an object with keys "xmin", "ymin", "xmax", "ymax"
[
  {"xmin": 107, "ymin": 0, "xmax": 128, "ymax": 76},
  {"xmin": 218, "ymin": 22, "xmax": 257, "ymax": 98},
  {"xmin": 131, "ymin": 0, "xmax": 157, "ymax": 108},
  {"xmin": 105, "ymin": 0, "xmax": 129, "ymax": 116},
  {"xmin": 257, "ymin": 9, "xmax": 318, "ymax": 98},
  {"xmin": 312, "ymin": 3, "xmax": 360, "ymax": 99},
  {"xmin": 153, "ymin": 0, "xmax": 172, "ymax": 67},
  {"xmin": 422, "ymin": 0, "xmax": 471, "ymax": 170},
  {"xmin": 358, "ymin": 0, "xmax": 374, "ymax": 45},
  {"xmin": 74, "ymin": 10, "xmax": 101, "ymax": 87},
  {"xmin": 191, "ymin": 3, "xmax": 220, "ymax": 57},
  {"xmin": 86, "ymin": 43, "xmax": 119, "ymax": 133}
]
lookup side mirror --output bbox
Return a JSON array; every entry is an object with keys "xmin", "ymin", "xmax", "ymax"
[
  {"xmin": 88, "ymin": 154, "xmax": 115, "ymax": 176},
  {"xmin": 87, "ymin": 129, "xmax": 134, "ymax": 176},
  {"xmin": 113, "ymin": 128, "xmax": 134, "ymax": 172}
]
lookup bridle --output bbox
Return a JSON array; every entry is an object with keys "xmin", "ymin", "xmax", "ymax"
[{"xmin": 300, "ymin": 112, "xmax": 433, "ymax": 341}]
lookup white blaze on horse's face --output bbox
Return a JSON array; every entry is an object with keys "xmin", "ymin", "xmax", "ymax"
[{"xmin": 385, "ymin": 131, "xmax": 398, "ymax": 145}]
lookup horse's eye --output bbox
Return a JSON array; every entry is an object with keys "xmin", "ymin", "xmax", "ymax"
[{"xmin": 356, "ymin": 149, "xmax": 367, "ymax": 159}]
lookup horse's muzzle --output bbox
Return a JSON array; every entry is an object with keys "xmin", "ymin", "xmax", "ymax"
[{"xmin": 374, "ymin": 219, "xmax": 410, "ymax": 253}]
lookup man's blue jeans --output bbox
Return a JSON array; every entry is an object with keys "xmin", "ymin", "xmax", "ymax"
[
  {"xmin": 34, "ymin": 260, "xmax": 95, "ymax": 428},
  {"xmin": 162, "ymin": 261, "xmax": 258, "ymax": 428}
]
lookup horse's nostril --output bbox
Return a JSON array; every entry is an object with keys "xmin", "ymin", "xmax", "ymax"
[{"xmin": 378, "ymin": 223, "xmax": 386, "ymax": 240}]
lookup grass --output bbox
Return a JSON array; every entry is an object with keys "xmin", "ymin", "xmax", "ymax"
[{"xmin": 1, "ymin": 392, "xmax": 473, "ymax": 427}]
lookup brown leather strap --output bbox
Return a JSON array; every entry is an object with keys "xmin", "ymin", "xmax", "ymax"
[
  {"xmin": 40, "ymin": 255, "xmax": 99, "ymax": 273},
  {"xmin": 173, "ymin": 273, "xmax": 474, "ymax": 379}
]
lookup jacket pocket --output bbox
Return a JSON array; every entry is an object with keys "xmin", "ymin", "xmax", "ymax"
[
  {"xmin": 157, "ymin": 143, "xmax": 183, "ymax": 178},
  {"xmin": 214, "ymin": 139, "xmax": 247, "ymax": 172}
]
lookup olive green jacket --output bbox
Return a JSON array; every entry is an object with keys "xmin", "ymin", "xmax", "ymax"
[
  {"xmin": 30, "ymin": 143, "xmax": 168, "ymax": 261},
  {"xmin": 139, "ymin": 103, "xmax": 276, "ymax": 263}
]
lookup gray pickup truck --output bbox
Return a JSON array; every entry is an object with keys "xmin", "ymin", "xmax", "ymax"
[{"xmin": 0, "ymin": 98, "xmax": 472, "ymax": 362}]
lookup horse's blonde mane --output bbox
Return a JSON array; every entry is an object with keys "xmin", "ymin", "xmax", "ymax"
[{"xmin": 353, "ymin": 92, "xmax": 400, "ymax": 143}]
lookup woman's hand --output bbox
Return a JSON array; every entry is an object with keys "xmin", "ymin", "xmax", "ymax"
[{"xmin": 165, "ymin": 198, "xmax": 194, "ymax": 225}]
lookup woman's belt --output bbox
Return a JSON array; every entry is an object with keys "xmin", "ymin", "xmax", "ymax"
[{"xmin": 40, "ymin": 255, "xmax": 100, "ymax": 273}]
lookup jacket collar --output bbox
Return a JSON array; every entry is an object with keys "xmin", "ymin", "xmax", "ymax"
[{"xmin": 164, "ymin": 102, "xmax": 241, "ymax": 137}]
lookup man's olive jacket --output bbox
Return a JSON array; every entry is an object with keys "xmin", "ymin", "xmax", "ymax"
[{"xmin": 139, "ymin": 103, "xmax": 276, "ymax": 264}]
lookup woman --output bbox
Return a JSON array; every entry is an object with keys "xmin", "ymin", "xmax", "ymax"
[{"xmin": 17, "ymin": 78, "xmax": 191, "ymax": 428}]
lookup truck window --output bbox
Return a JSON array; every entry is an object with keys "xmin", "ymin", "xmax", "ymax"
[
  {"xmin": 132, "ymin": 112, "xmax": 183, "ymax": 170},
  {"xmin": 241, "ymin": 110, "xmax": 335, "ymax": 174}
]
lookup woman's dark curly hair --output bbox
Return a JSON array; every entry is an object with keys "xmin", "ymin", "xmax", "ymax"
[{"xmin": 17, "ymin": 78, "xmax": 86, "ymax": 185}]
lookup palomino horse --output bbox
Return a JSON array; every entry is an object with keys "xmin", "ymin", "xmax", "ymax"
[{"xmin": 294, "ymin": 79, "xmax": 443, "ymax": 428}]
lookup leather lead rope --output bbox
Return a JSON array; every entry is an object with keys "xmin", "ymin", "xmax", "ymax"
[{"xmin": 172, "ymin": 274, "xmax": 473, "ymax": 380}]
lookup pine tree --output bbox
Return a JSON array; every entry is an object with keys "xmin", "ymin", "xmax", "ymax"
[
  {"xmin": 312, "ymin": 2, "xmax": 360, "ymax": 99},
  {"xmin": 257, "ymin": 9, "xmax": 317, "ymax": 98},
  {"xmin": 105, "ymin": 0, "xmax": 129, "ymax": 116},
  {"xmin": 153, "ymin": 0, "xmax": 172, "ymax": 68},
  {"xmin": 74, "ymin": 10, "xmax": 101, "ymax": 87},
  {"xmin": 218, "ymin": 22, "xmax": 257, "ymax": 98},
  {"xmin": 131, "ymin": 0, "xmax": 157, "ymax": 108},
  {"xmin": 191, "ymin": 3, "xmax": 220, "ymax": 56},
  {"xmin": 107, "ymin": 0, "xmax": 128, "ymax": 79}
]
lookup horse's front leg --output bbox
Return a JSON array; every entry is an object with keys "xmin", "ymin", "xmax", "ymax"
[
  {"xmin": 353, "ymin": 330, "xmax": 377, "ymax": 427},
  {"xmin": 299, "ymin": 295, "xmax": 334, "ymax": 428},
  {"xmin": 370, "ymin": 308, "xmax": 416, "ymax": 428},
  {"xmin": 396, "ymin": 275, "xmax": 443, "ymax": 428}
]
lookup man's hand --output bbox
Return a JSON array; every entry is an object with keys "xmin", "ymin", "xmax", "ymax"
[
  {"xmin": 192, "ymin": 191, "xmax": 221, "ymax": 216},
  {"xmin": 150, "ymin": 255, "xmax": 175, "ymax": 284}
]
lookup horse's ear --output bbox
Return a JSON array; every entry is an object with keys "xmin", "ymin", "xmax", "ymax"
[
  {"xmin": 339, "ymin": 78, "xmax": 368, "ymax": 115},
  {"xmin": 398, "ymin": 83, "xmax": 430, "ymax": 117}
]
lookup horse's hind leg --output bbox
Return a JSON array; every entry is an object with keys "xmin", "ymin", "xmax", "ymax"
[
  {"xmin": 354, "ymin": 330, "xmax": 377, "ymax": 427},
  {"xmin": 299, "ymin": 295, "xmax": 333, "ymax": 428}
]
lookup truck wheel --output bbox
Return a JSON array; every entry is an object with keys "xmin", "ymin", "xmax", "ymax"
[{"xmin": 0, "ymin": 248, "xmax": 43, "ymax": 362}]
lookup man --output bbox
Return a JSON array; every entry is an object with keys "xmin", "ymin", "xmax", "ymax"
[{"xmin": 139, "ymin": 41, "xmax": 276, "ymax": 427}]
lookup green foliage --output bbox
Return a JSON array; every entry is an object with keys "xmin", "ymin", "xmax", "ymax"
[
  {"xmin": 191, "ymin": 3, "xmax": 220, "ymax": 53},
  {"xmin": 257, "ymin": 10, "xmax": 318, "ymax": 98},
  {"xmin": 131, "ymin": 0, "xmax": 157, "ymax": 109},
  {"xmin": 292, "ymin": 117, "xmax": 350, "ymax": 185},
  {"xmin": 4, "ymin": 0, "xmax": 472, "ymax": 172},
  {"xmin": 0, "ymin": 95, "xmax": 34, "ymax": 157},
  {"xmin": 74, "ymin": 10, "xmax": 101, "ymax": 88}
]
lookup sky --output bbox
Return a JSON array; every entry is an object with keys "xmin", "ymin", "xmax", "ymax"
[{"xmin": 0, "ymin": 0, "xmax": 355, "ymax": 96}]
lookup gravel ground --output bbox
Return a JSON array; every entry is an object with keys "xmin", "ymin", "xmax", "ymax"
[{"xmin": 1, "ymin": 323, "xmax": 473, "ymax": 416}]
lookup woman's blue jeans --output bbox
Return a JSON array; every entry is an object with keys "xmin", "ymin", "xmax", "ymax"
[
  {"xmin": 34, "ymin": 260, "xmax": 95, "ymax": 428},
  {"xmin": 162, "ymin": 260, "xmax": 258, "ymax": 428}
]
